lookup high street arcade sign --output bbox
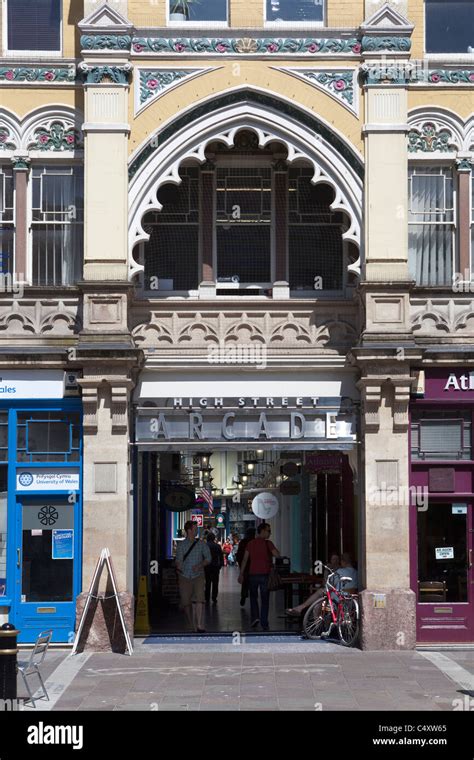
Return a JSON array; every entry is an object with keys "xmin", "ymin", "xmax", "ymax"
[{"xmin": 135, "ymin": 397, "xmax": 357, "ymax": 446}]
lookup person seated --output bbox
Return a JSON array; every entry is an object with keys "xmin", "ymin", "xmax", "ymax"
[
  {"xmin": 285, "ymin": 554, "xmax": 340, "ymax": 617},
  {"xmin": 336, "ymin": 553, "xmax": 358, "ymax": 594}
]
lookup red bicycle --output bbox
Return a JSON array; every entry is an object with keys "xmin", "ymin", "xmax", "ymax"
[{"xmin": 302, "ymin": 564, "xmax": 359, "ymax": 647}]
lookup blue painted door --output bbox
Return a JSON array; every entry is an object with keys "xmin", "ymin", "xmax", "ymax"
[{"xmin": 13, "ymin": 496, "xmax": 80, "ymax": 643}]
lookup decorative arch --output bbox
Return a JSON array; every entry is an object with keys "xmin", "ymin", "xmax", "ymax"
[
  {"xmin": 0, "ymin": 105, "xmax": 84, "ymax": 155},
  {"xmin": 407, "ymin": 107, "xmax": 473, "ymax": 154},
  {"xmin": 128, "ymin": 88, "xmax": 364, "ymax": 280}
]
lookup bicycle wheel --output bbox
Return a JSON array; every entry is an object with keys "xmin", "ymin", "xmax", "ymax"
[
  {"xmin": 337, "ymin": 596, "xmax": 359, "ymax": 647},
  {"xmin": 302, "ymin": 597, "xmax": 325, "ymax": 640}
]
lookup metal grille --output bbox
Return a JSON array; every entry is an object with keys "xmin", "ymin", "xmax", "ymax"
[
  {"xmin": 31, "ymin": 165, "xmax": 83, "ymax": 286},
  {"xmin": 288, "ymin": 168, "xmax": 345, "ymax": 291},
  {"xmin": 0, "ymin": 166, "xmax": 14, "ymax": 276},
  {"xmin": 143, "ymin": 168, "xmax": 199, "ymax": 292},
  {"xmin": 411, "ymin": 410, "xmax": 472, "ymax": 460},
  {"xmin": 216, "ymin": 167, "xmax": 271, "ymax": 284}
]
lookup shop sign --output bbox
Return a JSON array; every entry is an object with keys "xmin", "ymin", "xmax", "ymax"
[
  {"xmin": 191, "ymin": 513, "xmax": 203, "ymax": 527},
  {"xmin": 16, "ymin": 469, "xmax": 80, "ymax": 492},
  {"xmin": 452, "ymin": 504, "xmax": 467, "ymax": 515},
  {"xmin": 136, "ymin": 410, "xmax": 355, "ymax": 444},
  {"xmin": 216, "ymin": 514, "xmax": 225, "ymax": 527},
  {"xmin": 435, "ymin": 547, "xmax": 454, "ymax": 560},
  {"xmin": 52, "ymin": 529, "xmax": 74, "ymax": 560},
  {"xmin": 304, "ymin": 453, "xmax": 344, "ymax": 472},
  {"xmin": 252, "ymin": 492, "xmax": 279, "ymax": 519},
  {"xmin": 160, "ymin": 485, "xmax": 195, "ymax": 512},
  {"xmin": 0, "ymin": 370, "xmax": 66, "ymax": 399},
  {"xmin": 279, "ymin": 480, "xmax": 300, "ymax": 496},
  {"xmin": 444, "ymin": 372, "xmax": 474, "ymax": 391}
]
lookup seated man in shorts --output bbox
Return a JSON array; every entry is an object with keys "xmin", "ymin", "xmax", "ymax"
[{"xmin": 175, "ymin": 520, "xmax": 211, "ymax": 632}]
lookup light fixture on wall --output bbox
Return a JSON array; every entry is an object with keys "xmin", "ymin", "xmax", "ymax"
[{"xmin": 197, "ymin": 452, "xmax": 212, "ymax": 469}]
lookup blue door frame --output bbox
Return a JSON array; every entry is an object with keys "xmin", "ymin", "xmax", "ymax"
[{"xmin": 4, "ymin": 400, "xmax": 83, "ymax": 643}]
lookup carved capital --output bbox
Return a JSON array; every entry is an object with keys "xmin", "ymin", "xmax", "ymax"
[
  {"xmin": 358, "ymin": 379, "xmax": 382, "ymax": 432},
  {"xmin": 79, "ymin": 384, "xmax": 99, "ymax": 433},
  {"xmin": 393, "ymin": 381, "xmax": 412, "ymax": 432}
]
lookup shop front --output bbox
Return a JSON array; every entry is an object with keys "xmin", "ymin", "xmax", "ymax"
[
  {"xmin": 410, "ymin": 368, "xmax": 474, "ymax": 643},
  {"xmin": 0, "ymin": 371, "xmax": 82, "ymax": 643},
  {"xmin": 132, "ymin": 369, "xmax": 360, "ymax": 633}
]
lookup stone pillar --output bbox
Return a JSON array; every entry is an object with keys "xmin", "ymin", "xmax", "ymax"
[
  {"xmin": 199, "ymin": 161, "xmax": 216, "ymax": 297},
  {"xmin": 456, "ymin": 157, "xmax": 473, "ymax": 277},
  {"xmin": 357, "ymin": 369, "xmax": 417, "ymax": 650},
  {"xmin": 11, "ymin": 154, "xmax": 30, "ymax": 284}
]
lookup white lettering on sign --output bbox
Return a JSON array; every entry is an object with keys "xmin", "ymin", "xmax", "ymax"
[{"xmin": 444, "ymin": 372, "xmax": 474, "ymax": 391}]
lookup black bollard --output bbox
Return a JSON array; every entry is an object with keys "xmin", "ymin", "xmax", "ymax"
[{"xmin": 0, "ymin": 623, "xmax": 19, "ymax": 701}]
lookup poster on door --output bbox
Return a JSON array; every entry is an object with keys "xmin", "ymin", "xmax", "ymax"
[{"xmin": 52, "ymin": 529, "xmax": 74, "ymax": 560}]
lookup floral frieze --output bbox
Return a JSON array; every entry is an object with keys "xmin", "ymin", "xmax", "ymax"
[
  {"xmin": 132, "ymin": 37, "xmax": 362, "ymax": 56},
  {"xmin": 80, "ymin": 34, "xmax": 132, "ymax": 50},
  {"xmin": 408, "ymin": 122, "xmax": 457, "ymax": 153},
  {"xmin": 0, "ymin": 127, "xmax": 16, "ymax": 151},
  {"xmin": 28, "ymin": 122, "xmax": 81, "ymax": 151},
  {"xmin": 139, "ymin": 69, "xmax": 198, "ymax": 105},
  {"xmin": 0, "ymin": 66, "xmax": 75, "ymax": 83}
]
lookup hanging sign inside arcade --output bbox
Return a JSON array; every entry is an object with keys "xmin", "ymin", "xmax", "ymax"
[
  {"xmin": 251, "ymin": 492, "xmax": 279, "ymax": 519},
  {"xmin": 136, "ymin": 398, "xmax": 355, "ymax": 444}
]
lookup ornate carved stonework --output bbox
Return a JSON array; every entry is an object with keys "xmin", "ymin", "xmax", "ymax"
[
  {"xmin": 411, "ymin": 297, "xmax": 474, "ymax": 336},
  {"xmin": 78, "ymin": 63, "xmax": 133, "ymax": 84},
  {"xmin": 130, "ymin": 304, "xmax": 359, "ymax": 357},
  {"xmin": 0, "ymin": 297, "xmax": 81, "ymax": 337},
  {"xmin": 131, "ymin": 37, "xmax": 362, "ymax": 56},
  {"xmin": 408, "ymin": 122, "xmax": 457, "ymax": 153},
  {"xmin": 27, "ymin": 121, "xmax": 82, "ymax": 151}
]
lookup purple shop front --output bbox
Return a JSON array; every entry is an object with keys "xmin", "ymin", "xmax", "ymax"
[{"xmin": 410, "ymin": 369, "xmax": 474, "ymax": 643}]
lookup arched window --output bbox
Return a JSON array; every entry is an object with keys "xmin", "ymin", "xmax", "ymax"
[{"xmin": 139, "ymin": 132, "xmax": 352, "ymax": 298}]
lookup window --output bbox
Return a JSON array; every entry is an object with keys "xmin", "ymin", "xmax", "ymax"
[
  {"xmin": 266, "ymin": 0, "xmax": 324, "ymax": 23},
  {"xmin": 0, "ymin": 166, "xmax": 14, "ymax": 276},
  {"xmin": 216, "ymin": 167, "xmax": 272, "ymax": 285},
  {"xmin": 31, "ymin": 165, "xmax": 83, "ymax": 286},
  {"xmin": 7, "ymin": 0, "xmax": 61, "ymax": 52},
  {"xmin": 0, "ymin": 412, "xmax": 7, "ymax": 597},
  {"xmin": 17, "ymin": 411, "xmax": 81, "ymax": 463},
  {"xmin": 411, "ymin": 410, "xmax": 472, "ymax": 460},
  {"xmin": 408, "ymin": 166, "xmax": 455, "ymax": 286},
  {"xmin": 288, "ymin": 169, "xmax": 345, "ymax": 291},
  {"xmin": 142, "ymin": 167, "xmax": 199, "ymax": 292},
  {"xmin": 425, "ymin": 0, "xmax": 474, "ymax": 54},
  {"xmin": 169, "ymin": 0, "xmax": 227, "ymax": 22}
]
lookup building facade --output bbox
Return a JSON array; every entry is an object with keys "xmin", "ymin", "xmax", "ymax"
[{"xmin": 0, "ymin": 0, "xmax": 473, "ymax": 646}]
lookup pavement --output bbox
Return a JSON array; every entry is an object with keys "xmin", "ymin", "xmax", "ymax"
[{"xmin": 13, "ymin": 638, "xmax": 474, "ymax": 712}]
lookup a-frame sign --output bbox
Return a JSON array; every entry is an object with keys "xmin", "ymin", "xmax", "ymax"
[{"xmin": 71, "ymin": 548, "xmax": 133, "ymax": 656}]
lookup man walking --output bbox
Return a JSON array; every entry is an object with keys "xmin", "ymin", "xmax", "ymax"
[
  {"xmin": 238, "ymin": 523, "xmax": 280, "ymax": 631},
  {"xmin": 205, "ymin": 531, "xmax": 224, "ymax": 603},
  {"xmin": 175, "ymin": 520, "xmax": 211, "ymax": 632}
]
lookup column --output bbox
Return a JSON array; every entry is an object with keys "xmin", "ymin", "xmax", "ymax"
[
  {"xmin": 199, "ymin": 161, "xmax": 216, "ymax": 297},
  {"xmin": 456, "ymin": 158, "xmax": 473, "ymax": 277},
  {"xmin": 273, "ymin": 160, "xmax": 289, "ymax": 299},
  {"xmin": 11, "ymin": 155, "xmax": 30, "ymax": 284}
]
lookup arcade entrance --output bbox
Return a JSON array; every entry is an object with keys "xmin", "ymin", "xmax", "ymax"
[{"xmin": 133, "ymin": 448, "xmax": 357, "ymax": 634}]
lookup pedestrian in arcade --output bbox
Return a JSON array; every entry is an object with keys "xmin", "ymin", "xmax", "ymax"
[
  {"xmin": 236, "ymin": 527, "xmax": 256, "ymax": 606},
  {"xmin": 205, "ymin": 532, "xmax": 224, "ymax": 603},
  {"xmin": 238, "ymin": 523, "xmax": 280, "ymax": 631},
  {"xmin": 175, "ymin": 520, "xmax": 211, "ymax": 633}
]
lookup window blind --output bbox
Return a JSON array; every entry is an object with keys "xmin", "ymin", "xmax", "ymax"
[{"xmin": 8, "ymin": 0, "xmax": 61, "ymax": 51}]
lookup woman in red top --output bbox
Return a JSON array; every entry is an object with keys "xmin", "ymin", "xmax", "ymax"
[{"xmin": 238, "ymin": 523, "xmax": 280, "ymax": 631}]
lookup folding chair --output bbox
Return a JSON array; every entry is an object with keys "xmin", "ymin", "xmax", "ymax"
[{"xmin": 17, "ymin": 630, "xmax": 53, "ymax": 708}]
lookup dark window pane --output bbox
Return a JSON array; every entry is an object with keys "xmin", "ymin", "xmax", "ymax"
[
  {"xmin": 28, "ymin": 422, "xmax": 70, "ymax": 453},
  {"xmin": 144, "ymin": 225, "xmax": 199, "ymax": 290},
  {"xmin": 8, "ymin": 0, "xmax": 61, "ymax": 51},
  {"xmin": 169, "ymin": 0, "xmax": 227, "ymax": 21},
  {"xmin": 289, "ymin": 226, "xmax": 343, "ymax": 290},
  {"xmin": 425, "ymin": 0, "xmax": 474, "ymax": 53},
  {"xmin": 217, "ymin": 226, "xmax": 271, "ymax": 282},
  {"xmin": 267, "ymin": 0, "xmax": 324, "ymax": 21}
]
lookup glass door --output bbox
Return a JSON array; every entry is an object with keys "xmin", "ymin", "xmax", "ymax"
[
  {"xmin": 14, "ymin": 497, "xmax": 79, "ymax": 643},
  {"xmin": 416, "ymin": 500, "xmax": 473, "ymax": 643}
]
